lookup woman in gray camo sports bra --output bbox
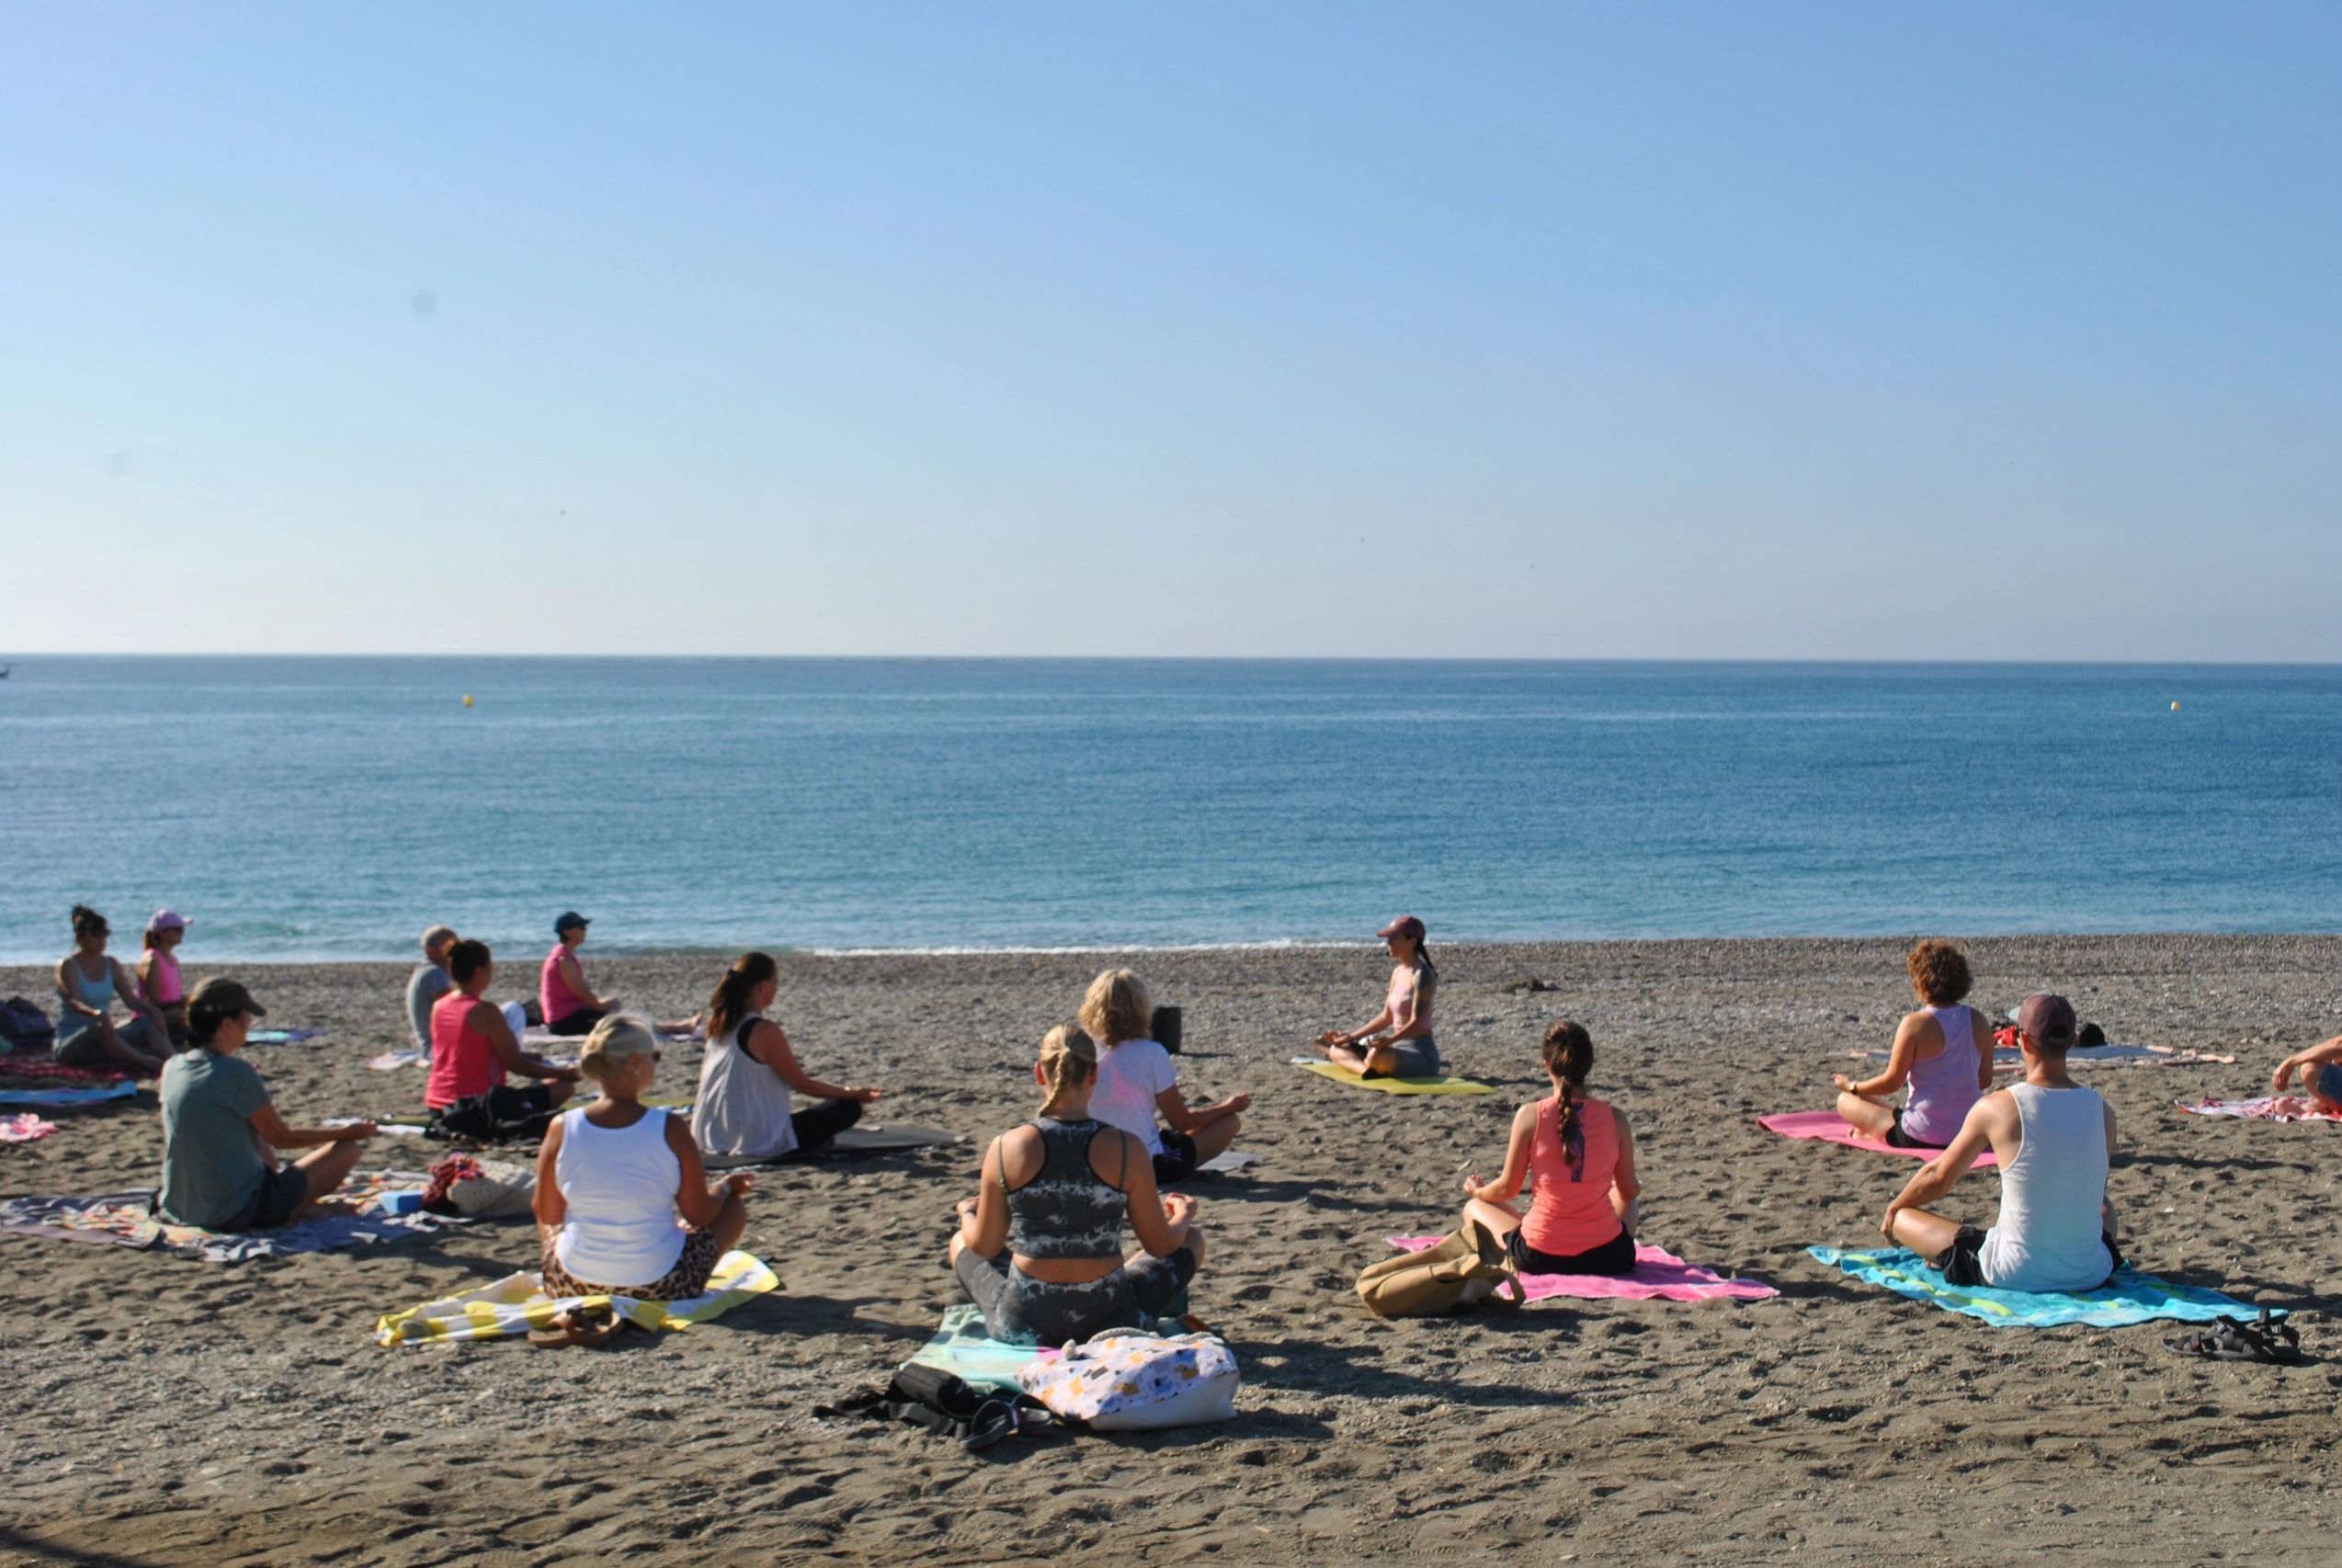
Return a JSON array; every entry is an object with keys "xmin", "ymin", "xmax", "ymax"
[{"xmin": 949, "ymin": 1024, "xmax": 1206, "ymax": 1345}]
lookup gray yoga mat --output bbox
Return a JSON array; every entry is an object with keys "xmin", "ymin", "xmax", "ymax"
[{"xmin": 704, "ymin": 1123, "xmax": 957, "ymax": 1168}]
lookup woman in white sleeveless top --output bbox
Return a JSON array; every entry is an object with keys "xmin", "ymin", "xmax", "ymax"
[
  {"xmin": 533, "ymin": 1016, "xmax": 753, "ymax": 1300},
  {"xmin": 691, "ymin": 952, "xmax": 881, "ymax": 1162}
]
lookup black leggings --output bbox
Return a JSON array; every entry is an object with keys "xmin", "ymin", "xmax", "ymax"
[
  {"xmin": 544, "ymin": 1009, "xmax": 604, "ymax": 1038},
  {"xmin": 1508, "ymin": 1226, "xmax": 1639, "ymax": 1277},
  {"xmin": 788, "ymin": 1096, "xmax": 863, "ymax": 1156}
]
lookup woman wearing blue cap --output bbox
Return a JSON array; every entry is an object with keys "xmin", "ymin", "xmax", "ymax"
[{"xmin": 540, "ymin": 913, "xmax": 616, "ymax": 1038}]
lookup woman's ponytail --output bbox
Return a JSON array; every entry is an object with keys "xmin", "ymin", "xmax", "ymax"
[
  {"xmin": 1036, "ymin": 1025, "xmax": 1098, "ymax": 1117},
  {"xmin": 1540, "ymin": 1018, "xmax": 1595, "ymax": 1176},
  {"xmin": 704, "ymin": 952, "xmax": 779, "ymax": 1049}
]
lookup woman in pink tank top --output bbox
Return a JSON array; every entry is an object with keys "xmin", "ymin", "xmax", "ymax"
[
  {"xmin": 137, "ymin": 909, "xmax": 193, "ymax": 1046},
  {"xmin": 1461, "ymin": 1018, "xmax": 1642, "ymax": 1275}
]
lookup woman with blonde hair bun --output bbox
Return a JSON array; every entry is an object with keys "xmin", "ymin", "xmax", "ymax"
[
  {"xmin": 949, "ymin": 1024, "xmax": 1207, "ymax": 1344},
  {"xmin": 532, "ymin": 1016, "xmax": 751, "ymax": 1301},
  {"xmin": 1081, "ymin": 968, "xmax": 1248, "ymax": 1187}
]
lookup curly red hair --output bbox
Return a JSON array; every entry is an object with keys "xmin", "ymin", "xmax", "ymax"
[{"xmin": 1905, "ymin": 938, "xmax": 1973, "ymax": 1006}]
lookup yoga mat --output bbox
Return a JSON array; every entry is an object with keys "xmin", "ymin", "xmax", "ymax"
[
  {"xmin": 1292, "ymin": 1060, "xmax": 1495, "ymax": 1096},
  {"xmin": 1388, "ymin": 1236, "xmax": 1777, "ymax": 1302},
  {"xmin": 0, "ymin": 1056, "xmax": 132, "ymax": 1087},
  {"xmin": 366, "ymin": 1051, "xmax": 425, "ymax": 1072},
  {"xmin": 0, "ymin": 1172, "xmax": 443, "ymax": 1263},
  {"xmin": 2178, "ymin": 1095, "xmax": 2342, "ymax": 1124},
  {"xmin": 375, "ymin": 1249, "xmax": 779, "ymax": 1346},
  {"xmin": 0, "ymin": 1082, "xmax": 141, "ymax": 1108},
  {"xmin": 703, "ymin": 1123, "xmax": 956, "ymax": 1169},
  {"xmin": 907, "ymin": 1303, "xmax": 1052, "ymax": 1392},
  {"xmin": 1808, "ymin": 1246, "xmax": 2279, "ymax": 1329},
  {"xmin": 0, "ymin": 1113, "xmax": 60, "ymax": 1143},
  {"xmin": 1756, "ymin": 1110, "xmax": 1998, "ymax": 1167},
  {"xmin": 1196, "ymin": 1150, "xmax": 1263, "ymax": 1175},
  {"xmin": 246, "ymin": 1028, "xmax": 325, "ymax": 1046}
]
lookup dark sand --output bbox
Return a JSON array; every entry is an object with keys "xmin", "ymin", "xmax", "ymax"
[{"xmin": 5, "ymin": 937, "xmax": 2340, "ymax": 1565}]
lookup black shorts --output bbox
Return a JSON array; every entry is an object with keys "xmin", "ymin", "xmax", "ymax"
[
  {"xmin": 544, "ymin": 1010, "xmax": 604, "ymax": 1038},
  {"xmin": 1933, "ymin": 1225, "xmax": 2124, "ymax": 1289},
  {"xmin": 233, "ymin": 1164, "xmax": 310, "ymax": 1232},
  {"xmin": 1507, "ymin": 1226, "xmax": 1638, "ymax": 1277},
  {"xmin": 1153, "ymin": 1129, "xmax": 1199, "ymax": 1187},
  {"xmin": 1883, "ymin": 1113, "xmax": 1950, "ymax": 1151}
]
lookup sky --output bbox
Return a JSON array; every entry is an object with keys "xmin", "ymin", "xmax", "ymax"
[{"xmin": 4, "ymin": 4, "xmax": 2339, "ymax": 661}]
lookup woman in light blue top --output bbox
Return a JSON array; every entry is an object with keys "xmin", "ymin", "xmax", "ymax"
[
  {"xmin": 1833, "ymin": 937, "xmax": 1994, "ymax": 1149},
  {"xmin": 52, "ymin": 905, "xmax": 169, "ymax": 1075}
]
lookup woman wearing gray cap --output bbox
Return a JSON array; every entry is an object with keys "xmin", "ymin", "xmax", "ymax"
[
  {"xmin": 1317, "ymin": 915, "xmax": 1441, "ymax": 1078},
  {"xmin": 158, "ymin": 978, "xmax": 378, "ymax": 1230}
]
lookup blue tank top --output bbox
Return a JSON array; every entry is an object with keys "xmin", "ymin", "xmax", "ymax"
[{"xmin": 1003, "ymin": 1118, "xmax": 1128, "ymax": 1261}]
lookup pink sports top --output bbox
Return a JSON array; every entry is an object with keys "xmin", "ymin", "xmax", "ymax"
[
  {"xmin": 1520, "ymin": 1096, "xmax": 1626, "ymax": 1258},
  {"xmin": 426, "ymin": 991, "xmax": 506, "ymax": 1109},
  {"xmin": 540, "ymin": 943, "xmax": 591, "ymax": 1025},
  {"xmin": 1387, "ymin": 964, "xmax": 1432, "ymax": 1036},
  {"xmin": 142, "ymin": 950, "xmax": 185, "ymax": 1006}
]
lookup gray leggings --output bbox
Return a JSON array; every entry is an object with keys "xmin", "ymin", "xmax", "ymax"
[
  {"xmin": 54, "ymin": 1015, "xmax": 153, "ymax": 1065},
  {"xmin": 1373, "ymin": 1033, "xmax": 1439, "ymax": 1078},
  {"xmin": 953, "ymin": 1247, "xmax": 1196, "ymax": 1346}
]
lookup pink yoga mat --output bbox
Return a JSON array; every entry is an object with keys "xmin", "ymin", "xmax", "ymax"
[
  {"xmin": 1387, "ymin": 1237, "xmax": 1776, "ymax": 1302},
  {"xmin": 1756, "ymin": 1110, "xmax": 1998, "ymax": 1167}
]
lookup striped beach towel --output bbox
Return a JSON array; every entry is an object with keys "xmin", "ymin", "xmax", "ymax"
[{"xmin": 374, "ymin": 1249, "xmax": 779, "ymax": 1346}]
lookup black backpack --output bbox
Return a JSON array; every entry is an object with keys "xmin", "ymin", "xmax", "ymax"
[
  {"xmin": 817, "ymin": 1364, "xmax": 1050, "ymax": 1452},
  {"xmin": 0, "ymin": 997, "xmax": 56, "ymax": 1051}
]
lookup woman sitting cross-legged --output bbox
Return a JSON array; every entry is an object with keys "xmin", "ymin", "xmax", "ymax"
[
  {"xmin": 690, "ymin": 951, "xmax": 881, "ymax": 1162},
  {"xmin": 1082, "ymin": 967, "xmax": 1246, "ymax": 1187},
  {"xmin": 1461, "ymin": 1018, "xmax": 1643, "ymax": 1276},
  {"xmin": 532, "ymin": 1016, "xmax": 753, "ymax": 1301},
  {"xmin": 1831, "ymin": 937, "xmax": 1995, "ymax": 1150},
  {"xmin": 949, "ymin": 1024, "xmax": 1205, "ymax": 1345}
]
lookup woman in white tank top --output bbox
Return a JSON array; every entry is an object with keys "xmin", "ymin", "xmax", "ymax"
[
  {"xmin": 533, "ymin": 1016, "xmax": 754, "ymax": 1300},
  {"xmin": 691, "ymin": 953, "xmax": 882, "ymax": 1162}
]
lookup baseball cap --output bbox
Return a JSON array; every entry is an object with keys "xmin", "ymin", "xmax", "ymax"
[
  {"xmin": 1377, "ymin": 915, "xmax": 1427, "ymax": 941},
  {"xmin": 2014, "ymin": 993, "xmax": 2077, "ymax": 1049},
  {"xmin": 554, "ymin": 911, "xmax": 590, "ymax": 935},
  {"xmin": 187, "ymin": 977, "xmax": 267, "ymax": 1030},
  {"xmin": 149, "ymin": 908, "xmax": 189, "ymax": 932}
]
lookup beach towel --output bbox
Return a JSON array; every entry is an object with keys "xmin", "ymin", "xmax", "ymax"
[
  {"xmin": 702, "ymin": 1124, "xmax": 957, "ymax": 1170},
  {"xmin": 1387, "ymin": 1236, "xmax": 1778, "ymax": 1302},
  {"xmin": 0, "ymin": 1172, "xmax": 444, "ymax": 1263},
  {"xmin": 373, "ymin": 1249, "xmax": 778, "ymax": 1346},
  {"xmin": 1292, "ymin": 1059, "xmax": 1495, "ymax": 1096},
  {"xmin": 907, "ymin": 1304, "xmax": 1055, "ymax": 1393},
  {"xmin": 1756, "ymin": 1110, "xmax": 1998, "ymax": 1167},
  {"xmin": 1851, "ymin": 1042, "xmax": 2235, "ymax": 1071},
  {"xmin": 1195, "ymin": 1149, "xmax": 1263, "ymax": 1175},
  {"xmin": 2177, "ymin": 1095, "xmax": 2342, "ymax": 1124},
  {"xmin": 0, "ymin": 1055, "xmax": 131, "ymax": 1087},
  {"xmin": 0, "ymin": 1082, "xmax": 141, "ymax": 1108},
  {"xmin": 366, "ymin": 1051, "xmax": 426, "ymax": 1072},
  {"xmin": 0, "ymin": 1113, "xmax": 60, "ymax": 1143},
  {"xmin": 246, "ymin": 1028, "xmax": 324, "ymax": 1046},
  {"xmin": 1807, "ymin": 1246, "xmax": 2279, "ymax": 1328}
]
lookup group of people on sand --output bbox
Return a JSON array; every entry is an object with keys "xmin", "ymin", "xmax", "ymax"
[{"xmin": 43, "ymin": 901, "xmax": 2341, "ymax": 1324}]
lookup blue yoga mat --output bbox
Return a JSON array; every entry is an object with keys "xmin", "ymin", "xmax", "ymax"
[
  {"xmin": 0, "ymin": 1082, "xmax": 141, "ymax": 1108},
  {"xmin": 1809, "ymin": 1245, "xmax": 2280, "ymax": 1329}
]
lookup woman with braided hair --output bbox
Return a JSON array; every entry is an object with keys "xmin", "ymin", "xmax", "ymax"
[
  {"xmin": 1460, "ymin": 1018, "xmax": 1642, "ymax": 1276},
  {"xmin": 949, "ymin": 1024, "xmax": 1206, "ymax": 1345}
]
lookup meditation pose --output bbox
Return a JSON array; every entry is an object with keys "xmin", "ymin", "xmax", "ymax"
[
  {"xmin": 533, "ymin": 1016, "xmax": 752, "ymax": 1300},
  {"xmin": 950, "ymin": 1025, "xmax": 1205, "ymax": 1344},
  {"xmin": 1082, "ymin": 968, "xmax": 1246, "ymax": 1185},
  {"xmin": 1461, "ymin": 1018, "xmax": 1643, "ymax": 1275},
  {"xmin": 133, "ymin": 908, "xmax": 193, "ymax": 1047},
  {"xmin": 1831, "ymin": 937, "xmax": 1994, "ymax": 1148},
  {"xmin": 1882, "ymin": 993, "xmax": 2120, "ymax": 1292},
  {"xmin": 690, "ymin": 951, "xmax": 881, "ymax": 1161},
  {"xmin": 158, "ymin": 979, "xmax": 377, "ymax": 1230},
  {"xmin": 2268, "ymin": 1032, "xmax": 2342, "ymax": 1115},
  {"xmin": 52, "ymin": 905, "xmax": 168, "ymax": 1075},
  {"xmin": 540, "ymin": 911, "xmax": 615, "ymax": 1037},
  {"xmin": 405, "ymin": 925, "xmax": 458, "ymax": 1056},
  {"xmin": 1318, "ymin": 915, "xmax": 1441, "ymax": 1078},
  {"xmin": 427, "ymin": 939, "xmax": 581, "ymax": 1119}
]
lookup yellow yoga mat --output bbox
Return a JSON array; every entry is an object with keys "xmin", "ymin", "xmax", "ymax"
[{"xmin": 1294, "ymin": 1060, "xmax": 1495, "ymax": 1096}]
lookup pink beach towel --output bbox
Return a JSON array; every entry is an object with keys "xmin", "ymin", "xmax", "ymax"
[
  {"xmin": 1756, "ymin": 1110, "xmax": 1998, "ymax": 1167},
  {"xmin": 0, "ymin": 1114, "xmax": 60, "ymax": 1143},
  {"xmin": 1386, "ymin": 1237, "xmax": 1776, "ymax": 1302},
  {"xmin": 2178, "ymin": 1096, "xmax": 2342, "ymax": 1124}
]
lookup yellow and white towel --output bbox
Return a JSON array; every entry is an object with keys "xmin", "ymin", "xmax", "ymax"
[{"xmin": 375, "ymin": 1250, "xmax": 779, "ymax": 1346}]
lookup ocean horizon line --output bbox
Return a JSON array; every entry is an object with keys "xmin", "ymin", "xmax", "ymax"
[{"xmin": 5, "ymin": 652, "xmax": 2341, "ymax": 670}]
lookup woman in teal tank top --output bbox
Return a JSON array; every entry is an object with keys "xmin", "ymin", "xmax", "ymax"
[{"xmin": 52, "ymin": 905, "xmax": 169, "ymax": 1075}]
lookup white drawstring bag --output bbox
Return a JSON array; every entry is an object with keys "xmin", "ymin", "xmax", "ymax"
[{"xmin": 1016, "ymin": 1329, "xmax": 1239, "ymax": 1430}]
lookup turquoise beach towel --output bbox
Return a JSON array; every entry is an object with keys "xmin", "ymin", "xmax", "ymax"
[
  {"xmin": 0, "ymin": 1082, "xmax": 140, "ymax": 1108},
  {"xmin": 1809, "ymin": 1246, "xmax": 2279, "ymax": 1329},
  {"xmin": 907, "ymin": 1304, "xmax": 1050, "ymax": 1392}
]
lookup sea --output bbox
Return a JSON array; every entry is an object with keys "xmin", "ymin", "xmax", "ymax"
[{"xmin": 2, "ymin": 657, "xmax": 2338, "ymax": 963}]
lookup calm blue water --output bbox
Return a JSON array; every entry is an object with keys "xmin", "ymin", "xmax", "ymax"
[{"xmin": 2, "ymin": 658, "xmax": 2338, "ymax": 961}]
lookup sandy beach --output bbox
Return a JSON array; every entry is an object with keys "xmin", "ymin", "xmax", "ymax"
[{"xmin": 4, "ymin": 935, "xmax": 2340, "ymax": 1565}]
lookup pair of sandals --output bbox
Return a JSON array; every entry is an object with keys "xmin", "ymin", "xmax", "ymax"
[
  {"xmin": 528, "ymin": 1303, "xmax": 621, "ymax": 1350},
  {"xmin": 2165, "ymin": 1307, "xmax": 2302, "ymax": 1365}
]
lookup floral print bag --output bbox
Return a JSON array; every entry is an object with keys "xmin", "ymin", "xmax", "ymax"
[{"xmin": 1016, "ymin": 1329, "xmax": 1240, "ymax": 1430}]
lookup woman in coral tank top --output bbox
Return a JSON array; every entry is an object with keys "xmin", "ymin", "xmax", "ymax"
[{"xmin": 1460, "ymin": 1018, "xmax": 1642, "ymax": 1275}]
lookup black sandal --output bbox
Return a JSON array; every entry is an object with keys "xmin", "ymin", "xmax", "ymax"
[{"xmin": 2165, "ymin": 1308, "xmax": 2301, "ymax": 1365}]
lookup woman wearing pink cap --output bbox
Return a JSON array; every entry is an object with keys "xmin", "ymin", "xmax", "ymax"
[
  {"xmin": 1317, "ymin": 915, "xmax": 1441, "ymax": 1078},
  {"xmin": 137, "ymin": 908, "xmax": 194, "ymax": 1047}
]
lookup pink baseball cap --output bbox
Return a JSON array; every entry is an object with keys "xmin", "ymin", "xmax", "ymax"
[
  {"xmin": 149, "ymin": 908, "xmax": 190, "ymax": 933},
  {"xmin": 1377, "ymin": 915, "xmax": 1426, "ymax": 941}
]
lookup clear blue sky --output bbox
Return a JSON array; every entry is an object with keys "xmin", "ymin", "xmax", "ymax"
[{"xmin": 6, "ymin": 4, "xmax": 2338, "ymax": 659}]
